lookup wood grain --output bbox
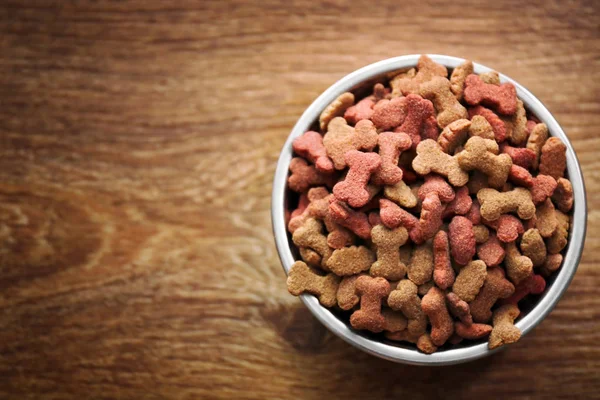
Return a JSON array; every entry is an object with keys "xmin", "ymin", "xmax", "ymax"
[{"xmin": 0, "ymin": 0, "xmax": 598, "ymax": 399}]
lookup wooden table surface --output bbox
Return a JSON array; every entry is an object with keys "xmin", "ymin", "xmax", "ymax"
[{"xmin": 0, "ymin": 1, "xmax": 598, "ymax": 399}]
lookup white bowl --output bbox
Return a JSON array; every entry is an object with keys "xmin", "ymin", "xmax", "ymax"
[{"xmin": 271, "ymin": 54, "xmax": 587, "ymax": 365}]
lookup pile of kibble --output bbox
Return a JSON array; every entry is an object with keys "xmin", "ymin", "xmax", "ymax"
[{"xmin": 285, "ymin": 55, "xmax": 572, "ymax": 353}]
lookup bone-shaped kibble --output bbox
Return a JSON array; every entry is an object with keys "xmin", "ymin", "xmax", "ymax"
[
  {"xmin": 387, "ymin": 279, "xmax": 427, "ymax": 337},
  {"xmin": 319, "ymin": 92, "xmax": 355, "ymax": 131},
  {"xmin": 382, "ymin": 309, "xmax": 409, "ymax": 333},
  {"xmin": 420, "ymin": 76, "xmax": 468, "ymax": 128},
  {"xmin": 379, "ymin": 198, "xmax": 419, "ymax": 232},
  {"xmin": 433, "ymin": 230, "xmax": 455, "ymax": 290},
  {"xmin": 463, "ymin": 74, "xmax": 517, "ymax": 115},
  {"xmin": 410, "ymin": 193, "xmax": 444, "ymax": 244},
  {"xmin": 449, "ymin": 60, "xmax": 474, "ymax": 101},
  {"xmin": 438, "ymin": 118, "xmax": 471, "ymax": 154},
  {"xmin": 292, "ymin": 218, "xmax": 332, "ymax": 269},
  {"xmin": 417, "ymin": 333, "xmax": 438, "ymax": 354},
  {"xmin": 477, "ymin": 233, "xmax": 505, "ymax": 267},
  {"xmin": 333, "ymin": 150, "xmax": 381, "ymax": 208},
  {"xmin": 541, "ymin": 253, "xmax": 563, "ymax": 277},
  {"xmin": 449, "ymin": 216, "xmax": 476, "ymax": 266},
  {"xmin": 482, "ymin": 214, "xmax": 524, "ymax": 243},
  {"xmin": 307, "ymin": 193, "xmax": 355, "ymax": 249},
  {"xmin": 326, "ymin": 245, "xmax": 375, "ymax": 276},
  {"xmin": 394, "ymin": 94, "xmax": 438, "ymax": 149},
  {"xmin": 502, "ymin": 143, "xmax": 536, "ymax": 169},
  {"xmin": 336, "ymin": 273, "xmax": 366, "ymax": 310},
  {"xmin": 473, "ymin": 224, "xmax": 489, "ymax": 244},
  {"xmin": 323, "ymin": 117, "xmax": 379, "ymax": 170},
  {"xmin": 371, "ymin": 97, "xmax": 407, "ymax": 130},
  {"xmin": 552, "ymin": 178, "xmax": 573, "ymax": 213},
  {"xmin": 442, "ymin": 186, "xmax": 472, "ymax": 219},
  {"xmin": 293, "ymin": 131, "xmax": 334, "ymax": 173},
  {"xmin": 418, "ymin": 174, "xmax": 455, "ymax": 203},
  {"xmin": 412, "ymin": 139, "xmax": 469, "ymax": 187},
  {"xmin": 503, "ymin": 99, "xmax": 527, "ymax": 145},
  {"xmin": 288, "ymin": 157, "xmax": 335, "ymax": 193},
  {"xmin": 299, "ymin": 247, "xmax": 321, "ymax": 267},
  {"xmin": 390, "ymin": 55, "xmax": 448, "ymax": 96},
  {"xmin": 539, "ymin": 137, "xmax": 567, "ymax": 180},
  {"xmin": 468, "ymin": 105, "xmax": 507, "ymax": 143},
  {"xmin": 547, "ymin": 209, "xmax": 569, "ymax": 254},
  {"xmin": 384, "ymin": 180, "xmax": 417, "ymax": 208},
  {"xmin": 526, "ymin": 123, "xmax": 549, "ymax": 169},
  {"xmin": 535, "ymin": 198, "xmax": 558, "ymax": 238},
  {"xmin": 350, "ymin": 276, "xmax": 391, "ymax": 333},
  {"xmin": 530, "ymin": 174, "xmax": 557, "ymax": 205},
  {"xmin": 422, "ymin": 286, "xmax": 454, "ymax": 346},
  {"xmin": 457, "ymin": 136, "xmax": 512, "ymax": 189},
  {"xmin": 446, "ymin": 292, "xmax": 473, "ymax": 326},
  {"xmin": 504, "ymin": 242, "xmax": 533, "ymax": 285},
  {"xmin": 453, "ymin": 260, "xmax": 487, "ymax": 302},
  {"xmin": 370, "ymin": 225, "xmax": 409, "ymax": 281},
  {"xmin": 407, "ymin": 242, "xmax": 434, "ymax": 286},
  {"xmin": 468, "ymin": 115, "xmax": 495, "ymax": 140},
  {"xmin": 477, "ymin": 187, "xmax": 536, "ymax": 221},
  {"xmin": 372, "ymin": 131, "xmax": 411, "ymax": 186},
  {"xmin": 455, "ymin": 322, "xmax": 492, "ymax": 340},
  {"xmin": 499, "ymin": 273, "xmax": 546, "ymax": 307},
  {"xmin": 488, "ymin": 304, "xmax": 522, "ymax": 349},
  {"xmin": 508, "ymin": 164, "xmax": 534, "ymax": 188},
  {"xmin": 286, "ymin": 261, "xmax": 341, "ymax": 307},
  {"xmin": 328, "ymin": 200, "xmax": 372, "ymax": 240},
  {"xmin": 469, "ymin": 268, "xmax": 515, "ymax": 323}
]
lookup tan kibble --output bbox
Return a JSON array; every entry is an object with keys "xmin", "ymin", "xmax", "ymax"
[
  {"xmin": 390, "ymin": 55, "xmax": 447, "ymax": 96},
  {"xmin": 479, "ymin": 71, "xmax": 500, "ymax": 85},
  {"xmin": 420, "ymin": 76, "xmax": 468, "ymax": 128},
  {"xmin": 287, "ymin": 261, "xmax": 341, "ymax": 307},
  {"xmin": 299, "ymin": 247, "xmax": 321, "ymax": 267},
  {"xmin": 469, "ymin": 268, "xmax": 515, "ymax": 323},
  {"xmin": 453, "ymin": 260, "xmax": 487, "ymax": 302},
  {"xmin": 417, "ymin": 333, "xmax": 438, "ymax": 354},
  {"xmin": 438, "ymin": 118, "xmax": 471, "ymax": 153},
  {"xmin": 541, "ymin": 253, "xmax": 563, "ymax": 277},
  {"xmin": 457, "ymin": 136, "xmax": 512, "ymax": 189},
  {"xmin": 478, "ymin": 187, "xmax": 535, "ymax": 221},
  {"xmin": 326, "ymin": 245, "xmax": 375, "ymax": 276},
  {"xmin": 450, "ymin": 60, "xmax": 474, "ymax": 100},
  {"xmin": 469, "ymin": 115, "xmax": 495, "ymax": 140},
  {"xmin": 520, "ymin": 229, "xmax": 547, "ymax": 267},
  {"xmin": 370, "ymin": 225, "xmax": 409, "ymax": 280},
  {"xmin": 336, "ymin": 273, "xmax": 366, "ymax": 310},
  {"xmin": 488, "ymin": 304, "xmax": 522, "ymax": 349},
  {"xmin": 382, "ymin": 309, "xmax": 408, "ymax": 332},
  {"xmin": 384, "ymin": 180, "xmax": 418, "ymax": 208},
  {"xmin": 407, "ymin": 241, "xmax": 434, "ymax": 285},
  {"xmin": 536, "ymin": 198, "xmax": 558, "ymax": 238},
  {"xmin": 547, "ymin": 210, "xmax": 570, "ymax": 254},
  {"xmin": 350, "ymin": 276, "xmax": 390, "ymax": 333},
  {"xmin": 292, "ymin": 218, "xmax": 332, "ymax": 269},
  {"xmin": 319, "ymin": 92, "xmax": 354, "ymax": 131},
  {"xmin": 505, "ymin": 242, "xmax": 533, "ymax": 285},
  {"xmin": 412, "ymin": 139, "xmax": 469, "ymax": 186},
  {"xmin": 388, "ymin": 280, "xmax": 427, "ymax": 336},
  {"xmin": 473, "ymin": 224, "xmax": 490, "ymax": 244},
  {"xmin": 552, "ymin": 178, "xmax": 574, "ymax": 213},
  {"xmin": 503, "ymin": 99, "xmax": 527, "ymax": 145}
]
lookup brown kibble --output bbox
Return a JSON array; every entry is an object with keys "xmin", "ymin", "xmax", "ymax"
[
  {"xmin": 350, "ymin": 276, "xmax": 391, "ymax": 332},
  {"xmin": 552, "ymin": 178, "xmax": 574, "ymax": 213},
  {"xmin": 299, "ymin": 247, "xmax": 321, "ymax": 267},
  {"xmin": 488, "ymin": 304, "xmax": 522, "ymax": 349},
  {"xmin": 438, "ymin": 119, "xmax": 471, "ymax": 153},
  {"xmin": 446, "ymin": 292, "xmax": 473, "ymax": 325},
  {"xmin": 457, "ymin": 136, "xmax": 512, "ymax": 189},
  {"xmin": 520, "ymin": 229, "xmax": 547, "ymax": 267},
  {"xmin": 473, "ymin": 225, "xmax": 490, "ymax": 244},
  {"xmin": 478, "ymin": 187, "xmax": 535, "ymax": 221},
  {"xmin": 292, "ymin": 218, "xmax": 332, "ymax": 269},
  {"xmin": 417, "ymin": 333, "xmax": 438, "ymax": 354},
  {"xmin": 453, "ymin": 260, "xmax": 487, "ymax": 302},
  {"xmin": 407, "ymin": 242, "xmax": 434, "ymax": 285},
  {"xmin": 469, "ymin": 268, "xmax": 515, "ymax": 323},
  {"xmin": 455, "ymin": 322, "xmax": 493, "ymax": 340},
  {"xmin": 505, "ymin": 241, "xmax": 533, "ymax": 285},
  {"xmin": 412, "ymin": 139, "xmax": 469, "ymax": 187},
  {"xmin": 382, "ymin": 309, "xmax": 408, "ymax": 332},
  {"xmin": 323, "ymin": 117, "xmax": 378, "ymax": 170},
  {"xmin": 450, "ymin": 60, "xmax": 474, "ymax": 100},
  {"xmin": 503, "ymin": 99, "xmax": 528, "ymax": 145},
  {"xmin": 391, "ymin": 55, "xmax": 448, "ymax": 96},
  {"xmin": 535, "ymin": 198, "xmax": 558, "ymax": 238},
  {"xmin": 418, "ymin": 280, "xmax": 435, "ymax": 296},
  {"xmin": 547, "ymin": 210, "xmax": 570, "ymax": 254},
  {"xmin": 370, "ymin": 225, "xmax": 409, "ymax": 280},
  {"xmin": 388, "ymin": 280, "xmax": 427, "ymax": 337},
  {"xmin": 420, "ymin": 76, "xmax": 469, "ymax": 128},
  {"xmin": 539, "ymin": 137, "xmax": 567, "ymax": 179},
  {"xmin": 433, "ymin": 230, "xmax": 456, "ymax": 290},
  {"xmin": 336, "ymin": 274, "xmax": 366, "ymax": 310},
  {"xmin": 422, "ymin": 287, "xmax": 454, "ymax": 346},
  {"xmin": 479, "ymin": 71, "xmax": 500, "ymax": 85},
  {"xmin": 385, "ymin": 330, "xmax": 420, "ymax": 344},
  {"xmin": 326, "ymin": 245, "xmax": 375, "ymax": 276},
  {"xmin": 384, "ymin": 180, "xmax": 418, "ymax": 208},
  {"xmin": 467, "ymin": 171, "xmax": 489, "ymax": 195},
  {"xmin": 526, "ymin": 123, "xmax": 549, "ymax": 169},
  {"xmin": 319, "ymin": 92, "xmax": 355, "ymax": 131},
  {"xmin": 469, "ymin": 115, "xmax": 496, "ymax": 140},
  {"xmin": 541, "ymin": 253, "xmax": 563, "ymax": 277},
  {"xmin": 287, "ymin": 261, "xmax": 341, "ymax": 307}
]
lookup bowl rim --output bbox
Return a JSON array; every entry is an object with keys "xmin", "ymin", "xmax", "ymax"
[{"xmin": 271, "ymin": 54, "xmax": 587, "ymax": 366}]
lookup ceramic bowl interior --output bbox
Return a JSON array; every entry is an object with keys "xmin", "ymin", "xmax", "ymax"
[{"xmin": 271, "ymin": 54, "xmax": 587, "ymax": 365}]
